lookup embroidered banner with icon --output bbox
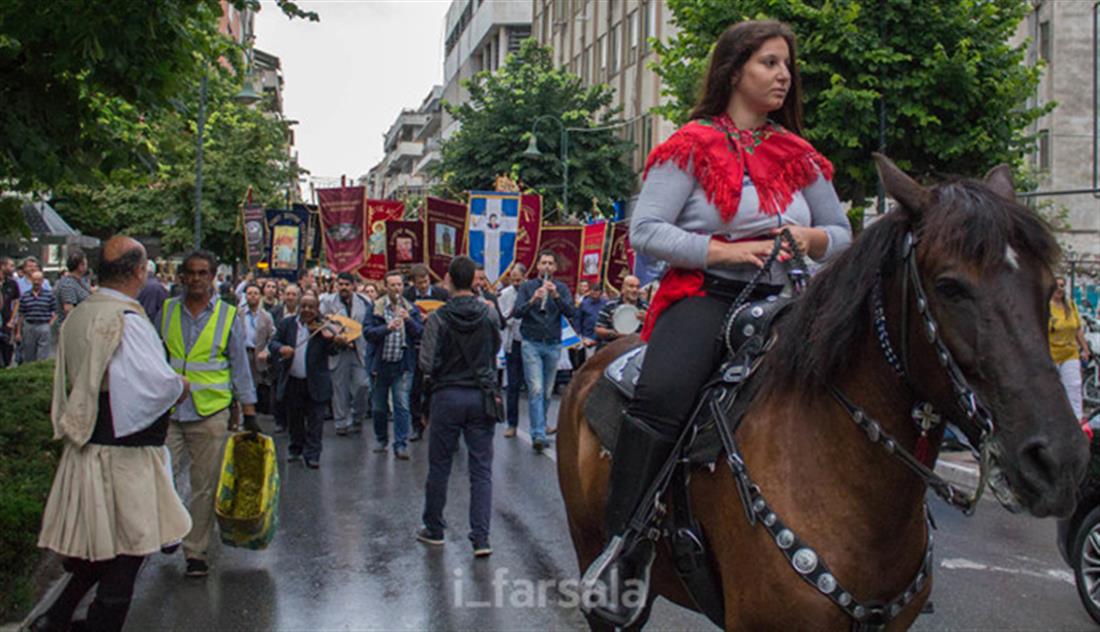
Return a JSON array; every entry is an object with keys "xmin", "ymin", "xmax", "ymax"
[
  {"xmin": 242, "ymin": 202, "xmax": 267, "ymax": 268},
  {"xmin": 265, "ymin": 206, "xmax": 309, "ymax": 281},
  {"xmin": 604, "ymin": 220, "xmax": 635, "ymax": 294},
  {"xmin": 317, "ymin": 186, "xmax": 367, "ymax": 273},
  {"xmin": 467, "ymin": 191, "xmax": 521, "ymax": 286},
  {"xmin": 512, "ymin": 193, "xmax": 543, "ymax": 281},
  {"xmin": 539, "ymin": 224, "xmax": 584, "ymax": 294},
  {"xmin": 579, "ymin": 221, "xmax": 608, "ymax": 287},
  {"xmin": 426, "ymin": 197, "xmax": 468, "ymax": 281},
  {"xmin": 362, "ymin": 199, "xmax": 406, "ymax": 280},
  {"xmin": 384, "ymin": 219, "xmax": 425, "ymax": 277}
]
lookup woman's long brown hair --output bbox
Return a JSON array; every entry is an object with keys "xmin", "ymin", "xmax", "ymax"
[{"xmin": 689, "ymin": 20, "xmax": 804, "ymax": 136}]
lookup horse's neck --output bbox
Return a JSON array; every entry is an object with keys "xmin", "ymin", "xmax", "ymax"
[{"xmin": 745, "ymin": 333, "xmax": 932, "ymax": 548}]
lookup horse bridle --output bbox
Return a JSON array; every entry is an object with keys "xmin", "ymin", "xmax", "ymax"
[
  {"xmin": 832, "ymin": 230, "xmax": 998, "ymax": 515},
  {"xmin": 709, "ymin": 229, "xmax": 1002, "ymax": 630}
]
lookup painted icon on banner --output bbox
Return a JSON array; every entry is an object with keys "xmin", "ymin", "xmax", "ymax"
[
  {"xmin": 468, "ymin": 192, "xmax": 520, "ymax": 285},
  {"xmin": 435, "ymin": 224, "xmax": 456, "ymax": 257},
  {"xmin": 396, "ymin": 236, "xmax": 414, "ymax": 262},
  {"xmin": 272, "ymin": 226, "xmax": 300, "ymax": 270}
]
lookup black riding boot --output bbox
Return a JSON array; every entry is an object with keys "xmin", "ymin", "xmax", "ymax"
[{"xmin": 581, "ymin": 414, "xmax": 676, "ymax": 628}]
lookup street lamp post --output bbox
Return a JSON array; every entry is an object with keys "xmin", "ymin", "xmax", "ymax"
[
  {"xmin": 194, "ymin": 72, "xmax": 207, "ymax": 250},
  {"xmin": 524, "ymin": 114, "xmax": 647, "ymax": 218}
]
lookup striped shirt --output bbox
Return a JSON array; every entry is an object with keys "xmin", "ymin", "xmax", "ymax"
[{"xmin": 20, "ymin": 287, "xmax": 55, "ymax": 324}]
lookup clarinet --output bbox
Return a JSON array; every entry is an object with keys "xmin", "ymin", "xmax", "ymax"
[{"xmin": 539, "ymin": 272, "xmax": 551, "ymax": 312}]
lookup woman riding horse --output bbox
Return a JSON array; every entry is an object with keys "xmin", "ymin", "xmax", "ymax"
[{"xmin": 582, "ymin": 21, "xmax": 853, "ymax": 627}]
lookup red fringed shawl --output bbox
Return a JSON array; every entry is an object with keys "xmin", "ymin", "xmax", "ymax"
[{"xmin": 639, "ymin": 115, "xmax": 834, "ymax": 340}]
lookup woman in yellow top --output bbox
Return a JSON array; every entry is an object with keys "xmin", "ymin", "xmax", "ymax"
[{"xmin": 1051, "ymin": 276, "xmax": 1091, "ymax": 421}]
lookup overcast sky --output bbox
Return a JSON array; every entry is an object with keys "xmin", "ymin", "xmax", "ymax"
[{"xmin": 255, "ymin": 1, "xmax": 450, "ymax": 188}]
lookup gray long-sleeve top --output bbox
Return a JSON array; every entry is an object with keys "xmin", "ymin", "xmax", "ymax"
[{"xmin": 630, "ymin": 162, "xmax": 852, "ymax": 286}]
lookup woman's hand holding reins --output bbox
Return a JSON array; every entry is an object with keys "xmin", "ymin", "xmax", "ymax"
[
  {"xmin": 706, "ymin": 237, "xmax": 785, "ymax": 269},
  {"xmin": 769, "ymin": 225, "xmax": 829, "ymax": 260}
]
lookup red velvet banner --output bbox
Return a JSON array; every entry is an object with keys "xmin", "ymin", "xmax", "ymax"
[
  {"xmin": 539, "ymin": 225, "xmax": 584, "ymax": 294},
  {"xmin": 603, "ymin": 221, "xmax": 635, "ymax": 295},
  {"xmin": 425, "ymin": 197, "xmax": 467, "ymax": 281},
  {"xmin": 362, "ymin": 199, "xmax": 405, "ymax": 280},
  {"xmin": 317, "ymin": 186, "xmax": 367, "ymax": 273},
  {"xmin": 384, "ymin": 219, "xmax": 425, "ymax": 277},
  {"xmin": 512, "ymin": 193, "xmax": 543, "ymax": 280},
  {"xmin": 579, "ymin": 221, "xmax": 608, "ymax": 287}
]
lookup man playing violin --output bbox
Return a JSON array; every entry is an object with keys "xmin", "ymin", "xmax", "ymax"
[{"xmin": 270, "ymin": 294, "xmax": 337, "ymax": 469}]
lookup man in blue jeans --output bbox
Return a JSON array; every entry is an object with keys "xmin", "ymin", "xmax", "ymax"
[
  {"xmin": 365, "ymin": 269, "xmax": 423, "ymax": 460},
  {"xmin": 512, "ymin": 250, "xmax": 575, "ymax": 452},
  {"xmin": 416, "ymin": 256, "xmax": 501, "ymax": 556}
]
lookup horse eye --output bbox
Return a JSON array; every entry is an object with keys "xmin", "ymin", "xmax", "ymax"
[{"xmin": 935, "ymin": 278, "xmax": 972, "ymax": 301}]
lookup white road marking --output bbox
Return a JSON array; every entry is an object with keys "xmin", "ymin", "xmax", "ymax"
[{"xmin": 940, "ymin": 557, "xmax": 1073, "ymax": 585}]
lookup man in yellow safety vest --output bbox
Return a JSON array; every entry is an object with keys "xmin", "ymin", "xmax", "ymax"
[{"xmin": 159, "ymin": 250, "xmax": 257, "ymax": 579}]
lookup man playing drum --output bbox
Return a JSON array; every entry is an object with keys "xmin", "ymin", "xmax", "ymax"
[{"xmin": 593, "ymin": 275, "xmax": 648, "ymax": 350}]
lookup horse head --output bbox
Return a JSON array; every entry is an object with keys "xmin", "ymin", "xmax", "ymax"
[{"xmin": 875, "ymin": 154, "xmax": 1089, "ymax": 518}]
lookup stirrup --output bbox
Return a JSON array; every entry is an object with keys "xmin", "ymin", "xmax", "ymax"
[{"xmin": 579, "ymin": 533, "xmax": 656, "ymax": 628}]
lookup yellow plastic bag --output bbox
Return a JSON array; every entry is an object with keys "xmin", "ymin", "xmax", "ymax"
[{"xmin": 215, "ymin": 432, "xmax": 280, "ymax": 549}]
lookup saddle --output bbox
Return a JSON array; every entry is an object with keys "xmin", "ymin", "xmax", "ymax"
[{"xmin": 583, "ymin": 294, "xmax": 792, "ymax": 628}]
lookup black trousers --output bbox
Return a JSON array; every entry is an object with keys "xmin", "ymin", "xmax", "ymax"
[
  {"xmin": 410, "ymin": 361, "xmax": 425, "ymax": 432},
  {"xmin": 286, "ymin": 377, "xmax": 326, "ymax": 461},
  {"xmin": 45, "ymin": 555, "xmax": 145, "ymax": 631},
  {"xmin": 627, "ymin": 280, "xmax": 781, "ymax": 440}
]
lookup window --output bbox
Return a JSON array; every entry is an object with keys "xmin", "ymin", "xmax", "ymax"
[
  {"xmin": 609, "ymin": 23, "xmax": 620, "ymax": 74},
  {"xmin": 1038, "ymin": 129, "xmax": 1051, "ymax": 170},
  {"xmin": 1039, "ymin": 20, "xmax": 1051, "ymax": 62},
  {"xmin": 647, "ymin": 0, "xmax": 658, "ymax": 40},
  {"xmin": 628, "ymin": 11, "xmax": 639, "ymax": 63},
  {"xmin": 582, "ymin": 46, "xmax": 591, "ymax": 83},
  {"xmin": 599, "ymin": 35, "xmax": 607, "ymax": 74}
]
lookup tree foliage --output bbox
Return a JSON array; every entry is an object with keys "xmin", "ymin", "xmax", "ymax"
[
  {"xmin": 53, "ymin": 70, "xmax": 297, "ymax": 263},
  {"xmin": 653, "ymin": 0, "xmax": 1049, "ymax": 212},
  {"xmin": 436, "ymin": 39, "xmax": 636, "ymax": 222},
  {"xmin": 0, "ymin": 0, "xmax": 316, "ymax": 236}
]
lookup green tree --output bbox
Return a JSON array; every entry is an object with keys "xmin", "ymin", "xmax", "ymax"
[
  {"xmin": 0, "ymin": 0, "xmax": 316, "ymax": 234},
  {"xmin": 653, "ymin": 0, "xmax": 1048, "ymax": 215},
  {"xmin": 436, "ymin": 39, "xmax": 636, "ymax": 222}
]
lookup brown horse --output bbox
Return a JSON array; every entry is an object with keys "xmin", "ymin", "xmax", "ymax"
[{"xmin": 557, "ymin": 156, "xmax": 1090, "ymax": 630}]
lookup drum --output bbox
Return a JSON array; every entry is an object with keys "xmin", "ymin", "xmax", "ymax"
[{"xmin": 611, "ymin": 303, "xmax": 641, "ymax": 334}]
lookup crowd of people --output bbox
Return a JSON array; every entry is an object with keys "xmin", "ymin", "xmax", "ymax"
[{"xmin": 18, "ymin": 234, "xmax": 655, "ymax": 632}]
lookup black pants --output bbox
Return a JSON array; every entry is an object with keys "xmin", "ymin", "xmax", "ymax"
[
  {"xmin": 410, "ymin": 361, "xmax": 425, "ymax": 432},
  {"xmin": 45, "ymin": 555, "xmax": 145, "ymax": 631},
  {"xmin": 504, "ymin": 340, "xmax": 524, "ymax": 427},
  {"xmin": 627, "ymin": 280, "xmax": 780, "ymax": 440},
  {"xmin": 0, "ymin": 337, "xmax": 12, "ymax": 368},
  {"xmin": 286, "ymin": 377, "xmax": 326, "ymax": 461}
]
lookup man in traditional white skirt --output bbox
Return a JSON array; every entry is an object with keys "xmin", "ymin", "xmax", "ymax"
[{"xmin": 33, "ymin": 236, "xmax": 191, "ymax": 632}]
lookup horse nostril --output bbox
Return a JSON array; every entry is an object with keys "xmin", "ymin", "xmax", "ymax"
[{"xmin": 1018, "ymin": 438, "xmax": 1058, "ymax": 489}]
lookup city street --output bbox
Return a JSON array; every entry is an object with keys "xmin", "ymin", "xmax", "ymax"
[{"xmin": 106, "ymin": 396, "xmax": 1095, "ymax": 631}]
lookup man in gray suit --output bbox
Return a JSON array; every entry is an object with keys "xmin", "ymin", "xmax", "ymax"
[{"xmin": 321, "ymin": 272, "xmax": 373, "ymax": 436}]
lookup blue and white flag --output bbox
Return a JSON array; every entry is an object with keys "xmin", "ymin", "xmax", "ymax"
[{"xmin": 468, "ymin": 191, "xmax": 520, "ymax": 285}]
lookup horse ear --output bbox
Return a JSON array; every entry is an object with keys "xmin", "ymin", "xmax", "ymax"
[
  {"xmin": 983, "ymin": 164, "xmax": 1016, "ymax": 202},
  {"xmin": 873, "ymin": 153, "xmax": 932, "ymax": 219}
]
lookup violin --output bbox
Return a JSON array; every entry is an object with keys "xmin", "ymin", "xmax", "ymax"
[{"xmin": 302, "ymin": 314, "xmax": 363, "ymax": 345}]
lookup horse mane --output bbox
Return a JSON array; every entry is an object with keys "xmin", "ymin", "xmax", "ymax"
[{"xmin": 755, "ymin": 177, "xmax": 1061, "ymax": 400}]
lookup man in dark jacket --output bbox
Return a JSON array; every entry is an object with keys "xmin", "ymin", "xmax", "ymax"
[
  {"xmin": 269, "ymin": 294, "xmax": 335, "ymax": 469},
  {"xmin": 366, "ymin": 270, "xmax": 424, "ymax": 459},
  {"xmin": 512, "ymin": 250, "xmax": 576, "ymax": 452},
  {"xmin": 416, "ymin": 256, "xmax": 501, "ymax": 557}
]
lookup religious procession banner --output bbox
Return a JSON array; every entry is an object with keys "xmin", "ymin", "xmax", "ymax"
[
  {"xmin": 467, "ymin": 191, "xmax": 521, "ymax": 286},
  {"xmin": 579, "ymin": 221, "xmax": 608, "ymax": 287},
  {"xmin": 265, "ymin": 206, "xmax": 309, "ymax": 281},
  {"xmin": 539, "ymin": 224, "xmax": 584, "ymax": 294},
  {"xmin": 385, "ymin": 219, "xmax": 425, "ymax": 277},
  {"xmin": 425, "ymin": 196, "xmax": 467, "ymax": 281},
  {"xmin": 513, "ymin": 193, "xmax": 543, "ymax": 281},
  {"xmin": 241, "ymin": 202, "xmax": 267, "ymax": 268},
  {"xmin": 317, "ymin": 186, "xmax": 367, "ymax": 273},
  {"xmin": 363, "ymin": 199, "xmax": 405, "ymax": 280},
  {"xmin": 604, "ymin": 220, "xmax": 635, "ymax": 295}
]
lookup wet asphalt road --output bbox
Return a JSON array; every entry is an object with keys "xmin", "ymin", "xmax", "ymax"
[{"xmin": 118, "ymin": 396, "xmax": 1096, "ymax": 631}]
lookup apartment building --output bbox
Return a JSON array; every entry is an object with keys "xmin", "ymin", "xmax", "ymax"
[
  {"xmin": 362, "ymin": 86, "xmax": 444, "ymax": 201},
  {"xmin": 532, "ymin": 0, "xmax": 678, "ymax": 171},
  {"xmin": 1015, "ymin": 1, "xmax": 1099, "ymax": 260}
]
